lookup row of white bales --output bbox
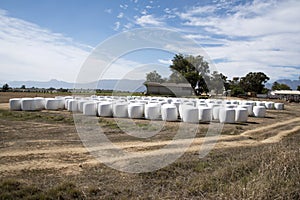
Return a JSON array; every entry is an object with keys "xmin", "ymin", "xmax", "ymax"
[{"xmin": 9, "ymin": 96, "xmax": 284, "ymax": 124}]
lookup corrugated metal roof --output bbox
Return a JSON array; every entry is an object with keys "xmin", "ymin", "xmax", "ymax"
[
  {"xmin": 271, "ymin": 90, "xmax": 300, "ymax": 95},
  {"xmin": 144, "ymin": 82, "xmax": 191, "ymax": 88}
]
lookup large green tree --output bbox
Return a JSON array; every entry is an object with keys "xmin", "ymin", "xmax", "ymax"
[
  {"xmin": 271, "ymin": 82, "xmax": 291, "ymax": 91},
  {"xmin": 146, "ymin": 70, "xmax": 164, "ymax": 83},
  {"xmin": 169, "ymin": 54, "xmax": 210, "ymax": 95},
  {"xmin": 210, "ymin": 71, "xmax": 229, "ymax": 94},
  {"xmin": 2, "ymin": 83, "xmax": 9, "ymax": 92},
  {"xmin": 239, "ymin": 72, "xmax": 270, "ymax": 93}
]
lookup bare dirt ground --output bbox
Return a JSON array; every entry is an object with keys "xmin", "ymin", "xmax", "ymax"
[
  {"xmin": 0, "ymin": 94, "xmax": 299, "ymax": 199},
  {"xmin": 1, "ymin": 101, "xmax": 299, "ymax": 174}
]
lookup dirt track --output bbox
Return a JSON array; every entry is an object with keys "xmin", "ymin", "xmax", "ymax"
[{"xmin": 1, "ymin": 102, "xmax": 300, "ymax": 175}]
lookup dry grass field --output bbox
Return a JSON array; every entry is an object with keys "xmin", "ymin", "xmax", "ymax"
[{"xmin": 0, "ymin": 92, "xmax": 299, "ymax": 199}]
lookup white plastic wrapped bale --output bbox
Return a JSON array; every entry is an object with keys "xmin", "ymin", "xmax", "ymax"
[
  {"xmin": 67, "ymin": 100, "xmax": 78, "ymax": 112},
  {"xmin": 238, "ymin": 105, "xmax": 254, "ymax": 116},
  {"xmin": 145, "ymin": 103, "xmax": 161, "ymax": 120},
  {"xmin": 253, "ymin": 106, "xmax": 266, "ymax": 118},
  {"xmin": 83, "ymin": 102, "xmax": 98, "ymax": 116},
  {"xmin": 78, "ymin": 100, "xmax": 89, "ymax": 112},
  {"xmin": 181, "ymin": 105, "xmax": 199, "ymax": 123},
  {"xmin": 256, "ymin": 101, "xmax": 265, "ymax": 107},
  {"xmin": 231, "ymin": 100, "xmax": 239, "ymax": 105},
  {"xmin": 171, "ymin": 102, "xmax": 181, "ymax": 110},
  {"xmin": 128, "ymin": 103, "xmax": 144, "ymax": 119},
  {"xmin": 179, "ymin": 102, "xmax": 194, "ymax": 119},
  {"xmin": 235, "ymin": 108, "xmax": 248, "ymax": 122},
  {"xmin": 161, "ymin": 104, "xmax": 178, "ymax": 121},
  {"xmin": 21, "ymin": 98, "xmax": 44, "ymax": 111},
  {"xmin": 219, "ymin": 108, "xmax": 235, "ymax": 123},
  {"xmin": 212, "ymin": 105, "xmax": 221, "ymax": 120},
  {"xmin": 274, "ymin": 103, "xmax": 284, "ymax": 110},
  {"xmin": 34, "ymin": 97, "xmax": 45, "ymax": 110},
  {"xmin": 21, "ymin": 98, "xmax": 34, "ymax": 111},
  {"xmin": 113, "ymin": 103, "xmax": 128, "ymax": 118},
  {"xmin": 64, "ymin": 97, "xmax": 73, "ymax": 109},
  {"xmin": 198, "ymin": 107, "xmax": 212, "ymax": 122},
  {"xmin": 264, "ymin": 102, "xmax": 274, "ymax": 109},
  {"xmin": 45, "ymin": 98, "xmax": 65, "ymax": 110},
  {"xmin": 9, "ymin": 98, "xmax": 21, "ymax": 111},
  {"xmin": 225, "ymin": 104, "xmax": 236, "ymax": 109},
  {"xmin": 98, "ymin": 102, "xmax": 113, "ymax": 117}
]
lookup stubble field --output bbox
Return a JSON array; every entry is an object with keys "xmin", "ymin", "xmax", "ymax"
[{"xmin": 0, "ymin": 92, "xmax": 299, "ymax": 199}]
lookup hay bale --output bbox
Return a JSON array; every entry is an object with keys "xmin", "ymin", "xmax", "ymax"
[
  {"xmin": 145, "ymin": 103, "xmax": 161, "ymax": 120},
  {"xmin": 253, "ymin": 106, "xmax": 266, "ymax": 117},
  {"xmin": 98, "ymin": 102, "xmax": 113, "ymax": 117},
  {"xmin": 181, "ymin": 105, "xmax": 199, "ymax": 123},
  {"xmin": 9, "ymin": 98, "xmax": 21, "ymax": 111},
  {"xmin": 274, "ymin": 103, "xmax": 284, "ymax": 110},
  {"xmin": 113, "ymin": 103, "xmax": 128, "ymax": 118},
  {"xmin": 198, "ymin": 106, "xmax": 212, "ymax": 122},
  {"xmin": 161, "ymin": 104, "xmax": 178, "ymax": 121},
  {"xmin": 83, "ymin": 102, "xmax": 97, "ymax": 116},
  {"xmin": 128, "ymin": 103, "xmax": 144, "ymax": 119},
  {"xmin": 235, "ymin": 108, "xmax": 248, "ymax": 122},
  {"xmin": 219, "ymin": 108, "xmax": 235, "ymax": 123}
]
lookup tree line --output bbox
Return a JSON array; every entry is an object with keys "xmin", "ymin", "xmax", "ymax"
[{"xmin": 146, "ymin": 54, "xmax": 300, "ymax": 96}]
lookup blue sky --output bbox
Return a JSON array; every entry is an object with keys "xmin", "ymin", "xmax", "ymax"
[{"xmin": 0, "ymin": 0, "xmax": 299, "ymax": 83}]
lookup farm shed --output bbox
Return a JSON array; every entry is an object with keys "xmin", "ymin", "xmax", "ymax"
[
  {"xmin": 144, "ymin": 82, "xmax": 193, "ymax": 96},
  {"xmin": 270, "ymin": 90, "xmax": 300, "ymax": 102}
]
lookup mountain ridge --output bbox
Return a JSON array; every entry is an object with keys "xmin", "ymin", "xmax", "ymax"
[{"xmin": 8, "ymin": 79, "xmax": 147, "ymax": 92}]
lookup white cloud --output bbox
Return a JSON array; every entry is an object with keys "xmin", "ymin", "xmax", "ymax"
[
  {"xmin": 0, "ymin": 10, "xmax": 89, "ymax": 82},
  {"xmin": 120, "ymin": 4, "xmax": 128, "ymax": 10},
  {"xmin": 104, "ymin": 8, "xmax": 112, "ymax": 14},
  {"xmin": 117, "ymin": 12, "xmax": 124, "ymax": 18},
  {"xmin": 140, "ymin": 10, "xmax": 147, "ymax": 15},
  {"xmin": 174, "ymin": 0, "xmax": 300, "ymax": 80},
  {"xmin": 135, "ymin": 15, "xmax": 164, "ymax": 26},
  {"xmin": 113, "ymin": 21, "xmax": 120, "ymax": 31},
  {"xmin": 158, "ymin": 59, "xmax": 172, "ymax": 65},
  {"xmin": 123, "ymin": 23, "xmax": 134, "ymax": 30}
]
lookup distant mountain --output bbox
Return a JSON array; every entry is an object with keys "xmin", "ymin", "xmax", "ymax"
[
  {"xmin": 266, "ymin": 79, "xmax": 300, "ymax": 90},
  {"xmin": 8, "ymin": 79, "xmax": 146, "ymax": 92}
]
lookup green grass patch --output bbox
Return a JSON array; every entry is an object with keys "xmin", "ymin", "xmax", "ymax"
[{"xmin": 0, "ymin": 109, "xmax": 74, "ymax": 124}]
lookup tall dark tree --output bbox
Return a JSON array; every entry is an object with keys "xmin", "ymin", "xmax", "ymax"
[
  {"xmin": 210, "ymin": 71, "xmax": 229, "ymax": 94},
  {"xmin": 169, "ymin": 54, "xmax": 210, "ymax": 95},
  {"xmin": 272, "ymin": 82, "xmax": 291, "ymax": 91},
  {"xmin": 228, "ymin": 77, "xmax": 245, "ymax": 96},
  {"xmin": 297, "ymin": 85, "xmax": 300, "ymax": 91},
  {"xmin": 2, "ymin": 83, "xmax": 9, "ymax": 92},
  {"xmin": 20, "ymin": 85, "xmax": 26, "ymax": 89},
  {"xmin": 146, "ymin": 70, "xmax": 164, "ymax": 83},
  {"xmin": 239, "ymin": 72, "xmax": 270, "ymax": 93}
]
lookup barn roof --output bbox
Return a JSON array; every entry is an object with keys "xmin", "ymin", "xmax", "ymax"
[
  {"xmin": 271, "ymin": 90, "xmax": 300, "ymax": 95},
  {"xmin": 144, "ymin": 82, "xmax": 191, "ymax": 88}
]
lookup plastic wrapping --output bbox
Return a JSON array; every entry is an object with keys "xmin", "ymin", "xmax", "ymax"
[
  {"xmin": 181, "ymin": 106, "xmax": 199, "ymax": 123},
  {"xmin": 198, "ymin": 107, "xmax": 212, "ymax": 122},
  {"xmin": 274, "ymin": 103, "xmax": 284, "ymax": 110},
  {"xmin": 253, "ymin": 106, "xmax": 266, "ymax": 117},
  {"xmin": 219, "ymin": 108, "xmax": 235, "ymax": 123},
  {"xmin": 9, "ymin": 98, "xmax": 21, "ymax": 111},
  {"xmin": 235, "ymin": 108, "xmax": 248, "ymax": 122},
  {"xmin": 113, "ymin": 103, "xmax": 128, "ymax": 118},
  {"xmin": 98, "ymin": 102, "xmax": 113, "ymax": 117},
  {"xmin": 145, "ymin": 103, "xmax": 161, "ymax": 120},
  {"xmin": 161, "ymin": 104, "xmax": 178, "ymax": 121},
  {"xmin": 83, "ymin": 102, "xmax": 97, "ymax": 116},
  {"xmin": 128, "ymin": 103, "xmax": 144, "ymax": 119}
]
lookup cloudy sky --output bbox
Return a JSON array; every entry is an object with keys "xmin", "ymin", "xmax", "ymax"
[{"xmin": 0, "ymin": 0, "xmax": 299, "ymax": 83}]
